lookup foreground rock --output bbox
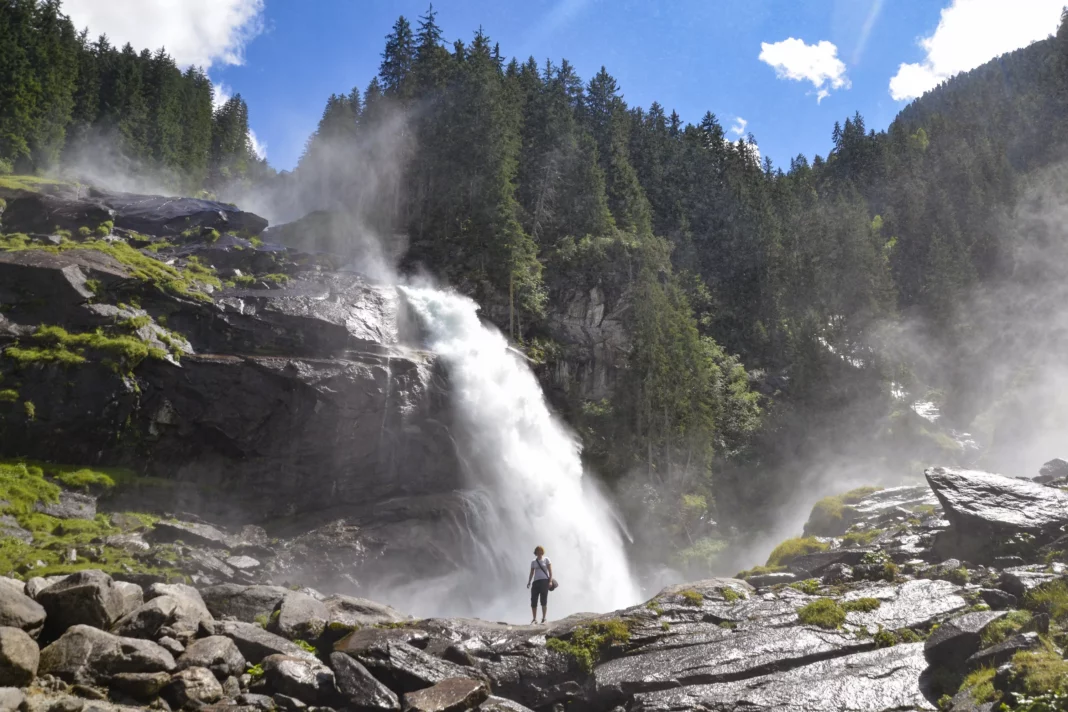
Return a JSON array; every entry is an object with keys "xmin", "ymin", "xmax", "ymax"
[
  {"xmin": 37, "ymin": 570, "xmax": 129, "ymax": 634},
  {"xmin": 38, "ymin": 625, "xmax": 175, "ymax": 684},
  {"xmin": 403, "ymin": 677, "xmax": 489, "ymax": 712},
  {"xmin": 0, "ymin": 627, "xmax": 38, "ymax": 686},
  {"xmin": 0, "ymin": 586, "xmax": 46, "ymax": 638}
]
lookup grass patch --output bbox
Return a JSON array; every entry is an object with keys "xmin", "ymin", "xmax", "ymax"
[
  {"xmin": 1011, "ymin": 648, "xmax": 1068, "ymax": 696},
  {"xmin": 960, "ymin": 667, "xmax": 999, "ymax": 704},
  {"xmin": 980, "ymin": 610, "xmax": 1032, "ymax": 647},
  {"xmin": 52, "ymin": 468, "xmax": 115, "ymax": 491},
  {"xmin": 259, "ymin": 273, "xmax": 291, "ymax": 286},
  {"xmin": 1024, "ymin": 579, "xmax": 1068, "ymax": 624},
  {"xmin": 841, "ymin": 597, "xmax": 882, "ymax": 613},
  {"xmin": 767, "ymin": 537, "xmax": 830, "ymax": 567},
  {"xmin": 842, "ymin": 529, "xmax": 883, "ymax": 547},
  {"xmin": 679, "ymin": 589, "xmax": 704, "ymax": 606},
  {"xmin": 804, "ymin": 486, "xmax": 883, "ymax": 536},
  {"xmin": 546, "ymin": 619, "xmax": 632, "ymax": 673},
  {"xmin": 797, "ymin": 598, "xmax": 846, "ymax": 629},
  {"xmin": 947, "ymin": 566, "xmax": 970, "ymax": 585},
  {"xmin": 874, "ymin": 627, "xmax": 896, "ymax": 648},
  {"xmin": 789, "ymin": 579, "xmax": 820, "ymax": 596},
  {"xmin": 3, "ymin": 325, "xmax": 166, "ymax": 372},
  {"xmin": 0, "ymin": 175, "xmax": 73, "ymax": 193},
  {"xmin": 646, "ymin": 600, "xmax": 664, "ymax": 615}
]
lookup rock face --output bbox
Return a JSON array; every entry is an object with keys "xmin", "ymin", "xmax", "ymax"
[
  {"xmin": 329, "ymin": 651, "xmax": 400, "ymax": 712},
  {"xmin": 0, "ymin": 586, "xmax": 46, "ymax": 638},
  {"xmin": 547, "ymin": 285, "xmax": 630, "ymax": 401},
  {"xmin": 926, "ymin": 466, "xmax": 1068, "ymax": 535}
]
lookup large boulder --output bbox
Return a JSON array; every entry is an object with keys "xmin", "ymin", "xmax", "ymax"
[
  {"xmin": 110, "ymin": 671, "xmax": 173, "ymax": 699},
  {"xmin": 403, "ymin": 678, "xmax": 489, "ymax": 712},
  {"xmin": 201, "ymin": 584, "xmax": 291, "ymax": 623},
  {"xmin": 926, "ymin": 467, "xmax": 1068, "ymax": 536},
  {"xmin": 324, "ymin": 595, "xmax": 408, "ymax": 629},
  {"xmin": 260, "ymin": 654, "xmax": 336, "ymax": 704},
  {"xmin": 38, "ymin": 624, "xmax": 176, "ymax": 684},
  {"xmin": 0, "ymin": 627, "xmax": 38, "ymax": 686},
  {"xmin": 924, "ymin": 610, "xmax": 1007, "ymax": 670},
  {"xmin": 0, "ymin": 585, "xmax": 46, "ymax": 637},
  {"xmin": 177, "ymin": 636, "xmax": 246, "ymax": 680},
  {"xmin": 111, "ymin": 582, "xmax": 214, "ymax": 641},
  {"xmin": 269, "ymin": 591, "xmax": 328, "ymax": 641},
  {"xmin": 37, "ymin": 569, "xmax": 128, "ymax": 633},
  {"xmin": 630, "ymin": 643, "xmax": 932, "ymax": 712},
  {"xmin": 350, "ymin": 641, "xmax": 480, "ymax": 695},
  {"xmin": 163, "ymin": 665, "xmax": 224, "ymax": 708},
  {"xmin": 94, "ymin": 190, "xmax": 269, "ymax": 237},
  {"xmin": 329, "ymin": 651, "xmax": 400, "ymax": 712},
  {"xmin": 148, "ymin": 520, "xmax": 235, "ymax": 550},
  {"xmin": 215, "ymin": 621, "xmax": 318, "ymax": 664}
]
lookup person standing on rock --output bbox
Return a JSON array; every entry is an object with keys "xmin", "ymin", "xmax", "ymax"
[{"xmin": 526, "ymin": 545, "xmax": 553, "ymax": 624}]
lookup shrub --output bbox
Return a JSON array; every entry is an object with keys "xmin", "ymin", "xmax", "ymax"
[
  {"xmin": 841, "ymin": 597, "xmax": 881, "ymax": 613},
  {"xmin": 0, "ymin": 389, "xmax": 17, "ymax": 402},
  {"xmin": 679, "ymin": 589, "xmax": 703, "ymax": 606},
  {"xmin": 797, "ymin": 599, "xmax": 846, "ymax": 629},
  {"xmin": 546, "ymin": 619, "xmax": 632, "ymax": 672},
  {"xmin": 22, "ymin": 401, "xmax": 34, "ymax": 420},
  {"xmin": 789, "ymin": 579, "xmax": 820, "ymax": 595},
  {"xmin": 766, "ymin": 537, "xmax": 830, "ymax": 567},
  {"xmin": 77, "ymin": 226, "xmax": 91, "ymax": 237},
  {"xmin": 294, "ymin": 639, "xmax": 317, "ymax": 654}
]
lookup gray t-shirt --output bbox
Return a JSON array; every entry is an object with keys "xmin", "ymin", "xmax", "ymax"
[{"xmin": 531, "ymin": 556, "xmax": 552, "ymax": 581}]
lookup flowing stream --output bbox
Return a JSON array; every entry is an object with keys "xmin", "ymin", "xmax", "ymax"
[{"xmin": 399, "ymin": 286, "xmax": 641, "ymax": 621}]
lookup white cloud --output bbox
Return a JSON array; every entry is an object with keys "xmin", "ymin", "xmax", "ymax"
[
  {"xmin": 889, "ymin": 0, "xmax": 1063, "ymax": 101},
  {"xmin": 248, "ymin": 130, "xmax": 267, "ymax": 160},
  {"xmin": 212, "ymin": 83, "xmax": 233, "ymax": 111},
  {"xmin": 62, "ymin": 0, "xmax": 265, "ymax": 69},
  {"xmin": 759, "ymin": 38, "xmax": 850, "ymax": 103},
  {"xmin": 729, "ymin": 117, "xmax": 748, "ymax": 136}
]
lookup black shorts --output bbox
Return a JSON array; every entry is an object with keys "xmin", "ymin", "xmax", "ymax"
[{"xmin": 531, "ymin": 578, "xmax": 549, "ymax": 607}]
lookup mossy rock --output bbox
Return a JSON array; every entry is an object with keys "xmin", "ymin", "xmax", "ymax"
[{"xmin": 803, "ymin": 486, "xmax": 883, "ymax": 537}]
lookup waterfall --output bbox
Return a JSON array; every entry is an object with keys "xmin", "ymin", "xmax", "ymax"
[{"xmin": 399, "ymin": 286, "xmax": 641, "ymax": 621}]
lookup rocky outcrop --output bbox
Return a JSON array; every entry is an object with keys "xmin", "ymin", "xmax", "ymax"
[{"xmin": 547, "ymin": 285, "xmax": 630, "ymax": 400}]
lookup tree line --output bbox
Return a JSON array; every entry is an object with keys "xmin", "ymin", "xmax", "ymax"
[{"xmin": 0, "ymin": 0, "xmax": 267, "ymax": 190}]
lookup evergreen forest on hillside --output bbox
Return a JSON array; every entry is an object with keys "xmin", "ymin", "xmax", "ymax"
[{"xmin": 4, "ymin": 0, "xmax": 1068, "ymax": 574}]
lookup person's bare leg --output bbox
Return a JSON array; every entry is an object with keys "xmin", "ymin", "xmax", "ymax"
[
  {"xmin": 541, "ymin": 604, "xmax": 547, "ymax": 624},
  {"xmin": 530, "ymin": 605, "xmax": 536, "ymax": 624}
]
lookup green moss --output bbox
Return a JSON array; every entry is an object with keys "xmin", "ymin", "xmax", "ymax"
[
  {"xmin": 120, "ymin": 315, "xmax": 152, "ymax": 331},
  {"xmin": 874, "ymin": 627, "xmax": 896, "ymax": 648},
  {"xmin": 546, "ymin": 619, "xmax": 632, "ymax": 673},
  {"xmin": 646, "ymin": 600, "xmax": 664, "ymax": 615},
  {"xmin": 947, "ymin": 566, "xmax": 970, "ymax": 585},
  {"xmin": 721, "ymin": 586, "xmax": 743, "ymax": 602},
  {"xmin": 207, "ymin": 229, "xmax": 221, "ymax": 243},
  {"xmin": 789, "ymin": 579, "xmax": 820, "ymax": 596},
  {"xmin": 94, "ymin": 221, "xmax": 113, "ymax": 237},
  {"xmin": 0, "ymin": 389, "xmax": 17, "ymax": 402},
  {"xmin": 1024, "ymin": 579, "xmax": 1068, "ymax": 624},
  {"xmin": 717, "ymin": 620, "xmax": 737, "ymax": 630},
  {"xmin": 797, "ymin": 598, "xmax": 846, "ymax": 629},
  {"xmin": 661, "ymin": 621, "xmax": 670, "ymax": 631},
  {"xmin": 4, "ymin": 325, "xmax": 166, "ymax": 372},
  {"xmin": 294, "ymin": 639, "xmax": 317, "ymax": 654},
  {"xmin": 0, "ymin": 233, "xmax": 31, "ymax": 249},
  {"xmin": 22, "ymin": 401, "xmax": 34, "ymax": 420},
  {"xmin": 804, "ymin": 487, "xmax": 883, "ymax": 536},
  {"xmin": 0, "ymin": 175, "xmax": 73, "ymax": 193},
  {"xmin": 249, "ymin": 236, "xmax": 263, "ymax": 248},
  {"xmin": 230, "ymin": 274, "xmax": 257, "ymax": 287},
  {"xmin": 897, "ymin": 628, "xmax": 922, "ymax": 643},
  {"xmin": 77, "ymin": 226, "xmax": 91, "ymax": 237},
  {"xmin": 766, "ymin": 537, "xmax": 830, "ymax": 567},
  {"xmin": 960, "ymin": 667, "xmax": 999, "ymax": 704},
  {"xmin": 679, "ymin": 589, "xmax": 703, "ymax": 606},
  {"xmin": 260, "ymin": 273, "xmax": 291, "ymax": 286},
  {"xmin": 911, "ymin": 504, "xmax": 937, "ymax": 517},
  {"xmin": 0, "ymin": 239, "xmax": 219, "ymax": 302},
  {"xmin": 842, "ymin": 529, "xmax": 883, "ymax": 547},
  {"xmin": 736, "ymin": 564, "xmax": 787, "ymax": 579},
  {"xmin": 52, "ymin": 468, "xmax": 115, "ymax": 491},
  {"xmin": 1012, "ymin": 649, "xmax": 1068, "ymax": 696},
  {"xmin": 842, "ymin": 597, "xmax": 882, "ymax": 613}
]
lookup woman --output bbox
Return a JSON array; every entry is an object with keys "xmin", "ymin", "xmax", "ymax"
[{"xmin": 526, "ymin": 545, "xmax": 553, "ymax": 624}]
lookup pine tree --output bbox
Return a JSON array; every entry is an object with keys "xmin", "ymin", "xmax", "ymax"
[{"xmin": 379, "ymin": 16, "xmax": 414, "ymax": 98}]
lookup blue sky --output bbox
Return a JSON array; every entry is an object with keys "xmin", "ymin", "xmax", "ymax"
[{"xmin": 63, "ymin": 0, "xmax": 1066, "ymax": 172}]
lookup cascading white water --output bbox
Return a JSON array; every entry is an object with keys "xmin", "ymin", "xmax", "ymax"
[{"xmin": 400, "ymin": 285, "xmax": 641, "ymax": 621}]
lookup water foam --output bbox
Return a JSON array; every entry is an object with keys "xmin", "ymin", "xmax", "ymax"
[{"xmin": 400, "ymin": 286, "xmax": 641, "ymax": 621}]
